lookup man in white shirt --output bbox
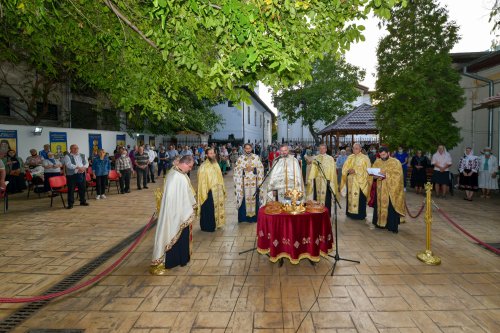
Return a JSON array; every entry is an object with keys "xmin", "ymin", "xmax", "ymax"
[
  {"xmin": 145, "ymin": 144, "xmax": 157, "ymax": 183},
  {"xmin": 63, "ymin": 144, "xmax": 89, "ymax": 209}
]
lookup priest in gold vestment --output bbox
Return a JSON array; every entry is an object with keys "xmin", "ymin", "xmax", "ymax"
[
  {"xmin": 340, "ymin": 143, "xmax": 371, "ymax": 220},
  {"xmin": 307, "ymin": 144, "xmax": 338, "ymax": 215},
  {"xmin": 267, "ymin": 145, "xmax": 304, "ymax": 203},
  {"xmin": 234, "ymin": 144, "xmax": 264, "ymax": 222},
  {"xmin": 150, "ymin": 155, "xmax": 196, "ymax": 275},
  {"xmin": 197, "ymin": 148, "xmax": 226, "ymax": 232},
  {"xmin": 371, "ymin": 147, "xmax": 405, "ymax": 233}
]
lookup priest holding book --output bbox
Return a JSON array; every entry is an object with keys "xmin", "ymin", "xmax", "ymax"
[{"xmin": 371, "ymin": 146, "xmax": 405, "ymax": 233}]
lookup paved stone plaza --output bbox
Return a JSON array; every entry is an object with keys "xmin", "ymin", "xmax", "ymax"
[{"xmin": 0, "ymin": 169, "xmax": 498, "ymax": 332}]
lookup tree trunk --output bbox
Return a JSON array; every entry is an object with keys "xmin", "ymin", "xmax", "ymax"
[{"xmin": 307, "ymin": 122, "xmax": 321, "ymax": 146}]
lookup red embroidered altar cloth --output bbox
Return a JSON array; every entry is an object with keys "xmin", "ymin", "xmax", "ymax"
[{"xmin": 256, "ymin": 207, "xmax": 334, "ymax": 264}]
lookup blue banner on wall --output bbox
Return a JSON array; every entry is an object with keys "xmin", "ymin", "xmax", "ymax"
[
  {"xmin": 88, "ymin": 133, "xmax": 102, "ymax": 157},
  {"xmin": 0, "ymin": 129, "xmax": 17, "ymax": 155},
  {"xmin": 116, "ymin": 134, "xmax": 126, "ymax": 147},
  {"xmin": 49, "ymin": 131, "xmax": 67, "ymax": 159}
]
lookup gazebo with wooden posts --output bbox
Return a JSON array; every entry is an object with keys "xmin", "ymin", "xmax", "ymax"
[{"xmin": 319, "ymin": 103, "xmax": 379, "ymax": 151}]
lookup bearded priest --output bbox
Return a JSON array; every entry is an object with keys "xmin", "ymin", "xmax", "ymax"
[
  {"xmin": 307, "ymin": 144, "xmax": 338, "ymax": 215},
  {"xmin": 266, "ymin": 144, "xmax": 304, "ymax": 203},
  {"xmin": 340, "ymin": 143, "xmax": 371, "ymax": 220},
  {"xmin": 234, "ymin": 143, "xmax": 264, "ymax": 222},
  {"xmin": 150, "ymin": 155, "xmax": 196, "ymax": 275},
  {"xmin": 197, "ymin": 148, "xmax": 226, "ymax": 232},
  {"xmin": 371, "ymin": 146, "xmax": 405, "ymax": 233}
]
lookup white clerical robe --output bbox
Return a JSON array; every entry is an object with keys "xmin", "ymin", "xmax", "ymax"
[
  {"xmin": 151, "ymin": 167, "xmax": 196, "ymax": 266},
  {"xmin": 234, "ymin": 153, "xmax": 264, "ymax": 217},
  {"xmin": 266, "ymin": 155, "xmax": 304, "ymax": 203}
]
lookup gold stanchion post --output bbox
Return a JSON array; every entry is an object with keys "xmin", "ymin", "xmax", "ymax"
[
  {"xmin": 417, "ymin": 182, "xmax": 441, "ymax": 265},
  {"xmin": 154, "ymin": 188, "xmax": 162, "ymax": 213}
]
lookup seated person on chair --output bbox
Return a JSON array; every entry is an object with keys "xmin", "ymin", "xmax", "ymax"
[{"xmin": 3, "ymin": 149, "xmax": 26, "ymax": 194}]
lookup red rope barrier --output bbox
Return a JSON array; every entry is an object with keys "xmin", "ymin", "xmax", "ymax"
[
  {"xmin": 435, "ymin": 206, "xmax": 500, "ymax": 255},
  {"xmin": 0, "ymin": 214, "xmax": 157, "ymax": 303},
  {"xmin": 405, "ymin": 201, "xmax": 425, "ymax": 219}
]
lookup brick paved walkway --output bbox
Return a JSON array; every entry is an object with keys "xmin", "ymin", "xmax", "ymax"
[{"xmin": 0, "ymin": 170, "xmax": 498, "ymax": 332}]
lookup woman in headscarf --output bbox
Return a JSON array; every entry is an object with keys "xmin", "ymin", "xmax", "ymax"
[
  {"xmin": 2, "ymin": 149, "xmax": 26, "ymax": 194},
  {"xmin": 458, "ymin": 147, "xmax": 479, "ymax": 201},
  {"xmin": 478, "ymin": 147, "xmax": 498, "ymax": 198}
]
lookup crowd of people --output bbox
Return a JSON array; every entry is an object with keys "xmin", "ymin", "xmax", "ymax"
[
  {"xmin": 150, "ymin": 140, "xmax": 498, "ymax": 275},
  {"xmin": 0, "ymin": 139, "xmax": 497, "ymax": 274},
  {"xmin": 0, "ymin": 142, "xmax": 244, "ymax": 207}
]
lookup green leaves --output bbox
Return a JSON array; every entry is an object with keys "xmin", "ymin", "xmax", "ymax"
[
  {"xmin": 1, "ymin": 0, "xmax": 403, "ymax": 132},
  {"xmin": 274, "ymin": 54, "xmax": 364, "ymax": 144},
  {"xmin": 374, "ymin": 0, "xmax": 464, "ymax": 152}
]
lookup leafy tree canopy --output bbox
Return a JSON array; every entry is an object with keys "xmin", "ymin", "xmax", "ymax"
[
  {"xmin": 273, "ymin": 54, "xmax": 365, "ymax": 144},
  {"xmin": 374, "ymin": 0, "xmax": 465, "ymax": 152},
  {"xmin": 1, "ymin": 0, "xmax": 404, "ymax": 132}
]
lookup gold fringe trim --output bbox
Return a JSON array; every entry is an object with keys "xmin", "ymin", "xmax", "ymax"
[
  {"xmin": 151, "ymin": 213, "xmax": 195, "ymax": 266},
  {"xmin": 257, "ymin": 247, "xmax": 334, "ymax": 265}
]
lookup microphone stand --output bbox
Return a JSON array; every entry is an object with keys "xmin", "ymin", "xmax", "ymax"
[
  {"xmin": 314, "ymin": 159, "xmax": 360, "ymax": 276},
  {"xmin": 238, "ymin": 155, "xmax": 283, "ymax": 255}
]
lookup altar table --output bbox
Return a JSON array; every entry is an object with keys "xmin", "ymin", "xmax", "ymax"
[{"xmin": 256, "ymin": 207, "xmax": 334, "ymax": 264}]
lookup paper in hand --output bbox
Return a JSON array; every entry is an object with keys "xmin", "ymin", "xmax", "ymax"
[{"xmin": 367, "ymin": 168, "xmax": 385, "ymax": 177}]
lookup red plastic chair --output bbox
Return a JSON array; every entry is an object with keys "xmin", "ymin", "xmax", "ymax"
[
  {"xmin": 0, "ymin": 186, "xmax": 8, "ymax": 213},
  {"xmin": 48, "ymin": 176, "xmax": 69, "ymax": 207},
  {"xmin": 48, "ymin": 176, "xmax": 79, "ymax": 207},
  {"xmin": 86, "ymin": 172, "xmax": 97, "ymax": 197},
  {"xmin": 107, "ymin": 170, "xmax": 120, "ymax": 193},
  {"xmin": 25, "ymin": 170, "xmax": 41, "ymax": 199}
]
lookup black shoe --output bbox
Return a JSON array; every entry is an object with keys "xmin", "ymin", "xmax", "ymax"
[
  {"xmin": 66, "ymin": 205, "xmax": 73, "ymax": 209},
  {"xmin": 152, "ymin": 180, "xmax": 156, "ymax": 183},
  {"xmin": 125, "ymin": 190, "xmax": 130, "ymax": 193},
  {"xmin": 144, "ymin": 186, "xmax": 149, "ymax": 189},
  {"xmin": 80, "ymin": 202, "xmax": 89, "ymax": 206},
  {"xmin": 137, "ymin": 187, "xmax": 142, "ymax": 190},
  {"xmin": 120, "ymin": 191, "xmax": 125, "ymax": 194}
]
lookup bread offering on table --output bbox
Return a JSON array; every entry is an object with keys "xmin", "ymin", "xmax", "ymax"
[
  {"xmin": 305, "ymin": 200, "xmax": 325, "ymax": 213},
  {"xmin": 264, "ymin": 201, "xmax": 282, "ymax": 215}
]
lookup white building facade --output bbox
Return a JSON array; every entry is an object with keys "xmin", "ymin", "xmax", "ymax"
[
  {"xmin": 210, "ymin": 88, "xmax": 274, "ymax": 146},
  {"xmin": 277, "ymin": 85, "xmax": 371, "ymax": 144},
  {"xmin": 449, "ymin": 51, "xmax": 500, "ymax": 165}
]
